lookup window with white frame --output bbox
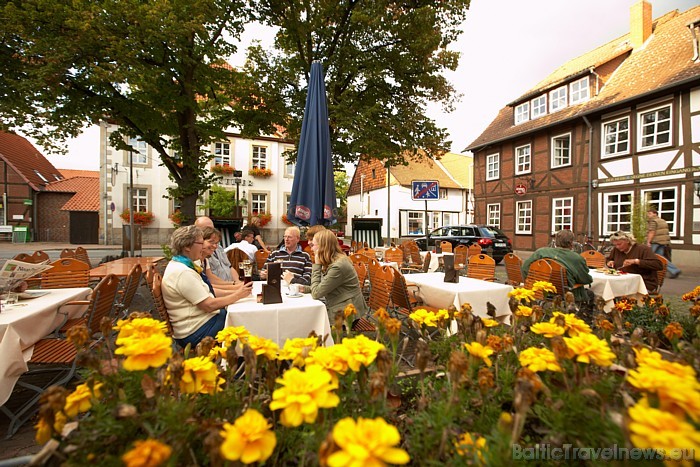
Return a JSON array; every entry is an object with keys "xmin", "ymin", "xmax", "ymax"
[
  {"xmin": 644, "ymin": 188, "xmax": 677, "ymax": 236},
  {"xmin": 549, "ymin": 86, "xmax": 567, "ymax": 113},
  {"xmin": 129, "ymin": 137, "xmax": 147, "ymax": 164},
  {"xmin": 487, "ymin": 203, "xmax": 501, "ymax": 228},
  {"xmin": 132, "ymin": 188, "xmax": 148, "ymax": 212},
  {"xmin": 407, "ymin": 211, "xmax": 424, "ymax": 235},
  {"xmin": 486, "ymin": 153, "xmax": 500, "ymax": 180},
  {"xmin": 252, "ymin": 146, "xmax": 268, "ymax": 169},
  {"xmin": 250, "ymin": 193, "xmax": 268, "ymax": 214},
  {"xmin": 531, "ymin": 95, "xmax": 547, "ymax": 119},
  {"xmin": 638, "ymin": 104, "xmax": 672, "ymax": 150},
  {"xmin": 603, "ymin": 192, "xmax": 632, "ymax": 234},
  {"xmin": 285, "ymin": 160, "xmax": 295, "ymax": 177},
  {"xmin": 602, "ymin": 117, "xmax": 629, "ymax": 157},
  {"xmin": 214, "ymin": 142, "xmax": 231, "ymax": 165},
  {"xmin": 439, "ymin": 188, "xmax": 448, "ymax": 199},
  {"xmin": 569, "ymin": 76, "xmax": 590, "ymax": 104},
  {"xmin": 552, "ymin": 197, "xmax": 573, "ymax": 232},
  {"xmin": 429, "ymin": 212, "xmax": 441, "ymax": 230},
  {"xmin": 516, "ymin": 200, "xmax": 533, "ymax": 234},
  {"xmin": 551, "ymin": 133, "xmax": 571, "ymax": 168},
  {"xmin": 515, "ymin": 102, "xmax": 530, "ymax": 124},
  {"xmin": 515, "ymin": 144, "xmax": 531, "ymax": 174},
  {"xmin": 285, "ymin": 193, "xmax": 291, "ymax": 213}
]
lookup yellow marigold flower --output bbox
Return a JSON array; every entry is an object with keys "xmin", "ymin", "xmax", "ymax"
[
  {"xmin": 599, "ymin": 319, "xmax": 615, "ymax": 332},
  {"xmin": 519, "ymin": 347, "xmax": 562, "ymax": 372},
  {"xmin": 114, "ymin": 333, "xmax": 173, "ymax": 371},
  {"xmin": 243, "ymin": 335, "xmax": 279, "ymax": 360},
  {"xmin": 563, "ymin": 333, "xmax": 615, "ymax": 367},
  {"xmin": 327, "ymin": 417, "xmax": 410, "ymax": 466},
  {"xmin": 35, "ymin": 411, "xmax": 66, "ymax": 444},
  {"xmin": 342, "ymin": 335, "xmax": 385, "ymax": 372},
  {"xmin": 409, "ymin": 308, "xmax": 438, "ymax": 327},
  {"xmin": 628, "ymin": 401, "xmax": 700, "ymax": 465},
  {"xmin": 516, "ymin": 305, "xmax": 533, "ymax": 317},
  {"xmin": 343, "ymin": 303, "xmax": 357, "ymax": 318},
  {"xmin": 690, "ymin": 304, "xmax": 700, "ymax": 318},
  {"xmin": 482, "ymin": 318, "xmax": 499, "ymax": 328},
  {"xmin": 269, "ymin": 365, "xmax": 339, "ymax": 427},
  {"xmin": 464, "ymin": 342, "xmax": 494, "ymax": 367},
  {"xmin": 122, "ymin": 439, "xmax": 172, "ymax": 467},
  {"xmin": 373, "ymin": 307, "xmax": 390, "ymax": 322},
  {"xmin": 615, "ymin": 300, "xmax": 633, "ymax": 312},
  {"xmin": 530, "ymin": 322, "xmax": 566, "ymax": 338},
  {"xmin": 681, "ymin": 286, "xmax": 700, "ymax": 301},
  {"xmin": 531, "ymin": 281, "xmax": 557, "ymax": 294},
  {"xmin": 220, "ymin": 409, "xmax": 276, "ymax": 464},
  {"xmin": 384, "ymin": 317, "xmax": 402, "ymax": 338},
  {"xmin": 508, "ymin": 288, "xmax": 536, "ymax": 303},
  {"xmin": 208, "ymin": 346, "xmax": 227, "ymax": 360},
  {"xmin": 279, "ymin": 336, "xmax": 318, "ymax": 367},
  {"xmin": 550, "ymin": 312, "xmax": 592, "ymax": 337},
  {"xmin": 486, "ymin": 335, "xmax": 503, "ymax": 352},
  {"xmin": 436, "ymin": 308, "xmax": 450, "ymax": 321},
  {"xmin": 454, "ymin": 432, "xmax": 487, "ymax": 462},
  {"xmin": 114, "ymin": 317, "xmax": 168, "ymax": 344},
  {"xmin": 663, "ymin": 322, "xmax": 683, "ymax": 341},
  {"xmin": 306, "ymin": 345, "xmax": 350, "ymax": 379},
  {"xmin": 64, "ymin": 382, "xmax": 103, "ymax": 418},
  {"xmin": 216, "ymin": 326, "xmax": 250, "ymax": 347},
  {"xmin": 180, "ymin": 356, "xmax": 223, "ymax": 395}
]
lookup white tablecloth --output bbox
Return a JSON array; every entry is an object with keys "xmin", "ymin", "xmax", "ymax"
[
  {"xmin": 590, "ymin": 271, "xmax": 648, "ymax": 312},
  {"xmin": 0, "ymin": 287, "xmax": 92, "ymax": 405},
  {"xmin": 406, "ymin": 273, "xmax": 513, "ymax": 323},
  {"xmin": 226, "ymin": 282, "xmax": 334, "ymax": 347}
]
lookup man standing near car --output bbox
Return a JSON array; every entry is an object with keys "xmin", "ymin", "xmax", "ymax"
[{"xmin": 646, "ymin": 209, "xmax": 681, "ymax": 279}]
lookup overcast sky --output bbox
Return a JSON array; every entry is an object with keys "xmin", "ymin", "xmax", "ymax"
[{"xmin": 40, "ymin": 0, "xmax": 697, "ymax": 171}]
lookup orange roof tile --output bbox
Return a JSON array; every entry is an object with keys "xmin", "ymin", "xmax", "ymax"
[
  {"xmin": 0, "ymin": 131, "xmax": 64, "ymax": 190},
  {"xmin": 45, "ymin": 176, "xmax": 100, "ymax": 212},
  {"xmin": 59, "ymin": 169, "xmax": 99, "ymax": 179}
]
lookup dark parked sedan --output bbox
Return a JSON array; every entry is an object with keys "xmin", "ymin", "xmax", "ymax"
[{"xmin": 414, "ymin": 225, "xmax": 513, "ymax": 263}]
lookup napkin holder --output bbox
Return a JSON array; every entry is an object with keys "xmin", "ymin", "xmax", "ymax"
[
  {"xmin": 443, "ymin": 253, "xmax": 459, "ymax": 283},
  {"xmin": 262, "ymin": 262, "xmax": 283, "ymax": 304}
]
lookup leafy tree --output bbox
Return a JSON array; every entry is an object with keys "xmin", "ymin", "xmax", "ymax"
[
  {"xmin": 248, "ymin": 0, "xmax": 471, "ymax": 167},
  {"xmin": 0, "ymin": 0, "xmax": 280, "ymax": 220},
  {"xmin": 334, "ymin": 169, "xmax": 349, "ymax": 220}
]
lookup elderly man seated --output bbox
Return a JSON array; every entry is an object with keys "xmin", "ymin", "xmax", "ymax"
[
  {"xmin": 522, "ymin": 229, "xmax": 593, "ymax": 302},
  {"xmin": 260, "ymin": 226, "xmax": 312, "ymax": 286}
]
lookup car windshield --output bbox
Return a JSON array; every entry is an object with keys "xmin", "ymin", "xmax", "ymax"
[{"xmin": 479, "ymin": 226, "xmax": 502, "ymax": 237}]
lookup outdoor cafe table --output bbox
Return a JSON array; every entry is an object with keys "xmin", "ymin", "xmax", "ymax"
[
  {"xmin": 589, "ymin": 270, "xmax": 648, "ymax": 312},
  {"xmin": 89, "ymin": 256, "xmax": 164, "ymax": 279},
  {"xmin": 419, "ymin": 251, "xmax": 444, "ymax": 272},
  {"xmin": 225, "ymin": 282, "xmax": 334, "ymax": 347},
  {"xmin": 0, "ymin": 287, "xmax": 92, "ymax": 406},
  {"xmin": 406, "ymin": 272, "xmax": 513, "ymax": 323}
]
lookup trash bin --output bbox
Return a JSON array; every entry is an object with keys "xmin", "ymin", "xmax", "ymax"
[
  {"xmin": 122, "ymin": 225, "xmax": 142, "ymax": 256},
  {"xmin": 12, "ymin": 226, "xmax": 29, "ymax": 243}
]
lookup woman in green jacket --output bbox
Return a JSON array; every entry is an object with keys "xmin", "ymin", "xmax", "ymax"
[{"xmin": 310, "ymin": 229, "xmax": 368, "ymax": 321}]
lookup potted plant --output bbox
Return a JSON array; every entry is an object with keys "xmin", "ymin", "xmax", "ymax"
[
  {"xmin": 249, "ymin": 167, "xmax": 272, "ymax": 178},
  {"xmin": 169, "ymin": 209, "xmax": 187, "ymax": 227},
  {"xmin": 281, "ymin": 213, "xmax": 294, "ymax": 225},
  {"xmin": 251, "ymin": 211, "xmax": 272, "ymax": 227},
  {"xmin": 119, "ymin": 209, "xmax": 155, "ymax": 226}
]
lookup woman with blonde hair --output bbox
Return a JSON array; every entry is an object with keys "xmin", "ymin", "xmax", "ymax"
[{"xmin": 310, "ymin": 229, "xmax": 368, "ymax": 320}]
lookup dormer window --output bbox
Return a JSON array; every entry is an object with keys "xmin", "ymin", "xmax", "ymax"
[
  {"xmin": 549, "ymin": 86, "xmax": 567, "ymax": 113},
  {"xmin": 570, "ymin": 76, "xmax": 590, "ymax": 104},
  {"xmin": 34, "ymin": 170, "xmax": 48, "ymax": 183},
  {"xmin": 515, "ymin": 102, "xmax": 530, "ymax": 124},
  {"xmin": 531, "ymin": 95, "xmax": 547, "ymax": 119}
]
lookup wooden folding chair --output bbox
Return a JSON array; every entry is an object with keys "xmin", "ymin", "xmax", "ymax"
[
  {"xmin": 504, "ymin": 253, "xmax": 524, "ymax": 286},
  {"xmin": 40, "ymin": 258, "xmax": 90, "ymax": 289},
  {"xmin": 580, "ymin": 250, "xmax": 606, "ymax": 268},
  {"xmin": 367, "ymin": 265, "xmax": 395, "ymax": 313},
  {"xmin": 59, "ymin": 248, "xmax": 76, "ymax": 260},
  {"xmin": 439, "ymin": 241, "xmax": 453, "ymax": 253},
  {"xmin": 383, "ymin": 247, "xmax": 404, "ymax": 264},
  {"xmin": 303, "ymin": 245, "xmax": 315, "ymax": 263},
  {"xmin": 55, "ymin": 273, "xmax": 121, "ymax": 336},
  {"xmin": 401, "ymin": 251, "xmax": 431, "ymax": 274},
  {"xmin": 524, "ymin": 259, "xmax": 553, "ymax": 300},
  {"xmin": 350, "ymin": 253, "xmax": 370, "ymax": 267},
  {"xmin": 352, "ymin": 261, "xmax": 369, "ymax": 301},
  {"xmin": 13, "ymin": 250, "xmax": 50, "ymax": 263},
  {"xmin": 652, "ymin": 254, "xmax": 668, "ymax": 294},
  {"xmin": 453, "ymin": 245, "xmax": 469, "ymax": 274},
  {"xmin": 115, "ymin": 263, "xmax": 144, "ymax": 317},
  {"xmin": 357, "ymin": 247, "xmax": 376, "ymax": 260},
  {"xmin": 228, "ymin": 248, "xmax": 251, "ymax": 278},
  {"xmin": 467, "ymin": 254, "xmax": 497, "ymax": 281},
  {"xmin": 74, "ymin": 246, "xmax": 92, "ymax": 268},
  {"xmin": 255, "ymin": 249, "xmax": 270, "ymax": 272},
  {"xmin": 468, "ymin": 243, "xmax": 482, "ymax": 258},
  {"xmin": 151, "ymin": 272, "xmax": 174, "ymax": 336}
]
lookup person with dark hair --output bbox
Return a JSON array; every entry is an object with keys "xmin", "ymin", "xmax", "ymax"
[
  {"xmin": 522, "ymin": 229, "xmax": 592, "ymax": 302},
  {"xmin": 242, "ymin": 216, "xmax": 269, "ymax": 251},
  {"xmin": 226, "ymin": 229, "xmax": 258, "ymax": 262},
  {"xmin": 607, "ymin": 230, "xmax": 662, "ymax": 292},
  {"xmin": 646, "ymin": 209, "xmax": 681, "ymax": 278}
]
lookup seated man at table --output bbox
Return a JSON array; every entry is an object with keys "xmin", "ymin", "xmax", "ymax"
[
  {"xmin": 225, "ymin": 229, "xmax": 258, "ymax": 262},
  {"xmin": 162, "ymin": 225, "xmax": 251, "ymax": 349},
  {"xmin": 606, "ymin": 230, "xmax": 662, "ymax": 292},
  {"xmin": 522, "ymin": 229, "xmax": 593, "ymax": 303},
  {"xmin": 260, "ymin": 226, "xmax": 312, "ymax": 286}
]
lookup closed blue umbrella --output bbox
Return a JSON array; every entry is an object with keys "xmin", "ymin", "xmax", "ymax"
[{"xmin": 287, "ymin": 61, "xmax": 337, "ymax": 226}]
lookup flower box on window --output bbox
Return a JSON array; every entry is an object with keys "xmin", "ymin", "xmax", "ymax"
[
  {"xmin": 169, "ymin": 210, "xmax": 187, "ymax": 227},
  {"xmin": 120, "ymin": 209, "xmax": 155, "ymax": 226},
  {"xmin": 249, "ymin": 168, "xmax": 272, "ymax": 178},
  {"xmin": 281, "ymin": 213, "xmax": 294, "ymax": 226},
  {"xmin": 251, "ymin": 211, "xmax": 272, "ymax": 227},
  {"xmin": 212, "ymin": 164, "xmax": 235, "ymax": 175}
]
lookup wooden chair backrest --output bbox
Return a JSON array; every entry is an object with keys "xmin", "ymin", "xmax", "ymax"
[
  {"xmin": 655, "ymin": 254, "xmax": 668, "ymax": 293},
  {"xmin": 118, "ymin": 263, "xmax": 143, "ymax": 314},
  {"xmin": 255, "ymin": 249, "xmax": 269, "ymax": 271},
  {"xmin": 524, "ymin": 259, "xmax": 553, "ymax": 300},
  {"xmin": 367, "ymin": 257, "xmax": 381, "ymax": 282},
  {"xmin": 74, "ymin": 247, "xmax": 92, "ymax": 268},
  {"xmin": 350, "ymin": 240, "xmax": 358, "ymax": 253},
  {"xmin": 41, "ymin": 258, "xmax": 90, "ymax": 289},
  {"xmin": 85, "ymin": 274, "xmax": 121, "ymax": 335},
  {"xmin": 467, "ymin": 254, "xmax": 496, "ymax": 281},
  {"xmin": 453, "ymin": 245, "xmax": 469, "ymax": 267},
  {"xmin": 59, "ymin": 248, "xmax": 76, "ymax": 259},
  {"xmin": 580, "ymin": 250, "xmax": 606, "ymax": 268},
  {"xmin": 545, "ymin": 259, "xmax": 568, "ymax": 299},
  {"xmin": 357, "ymin": 247, "xmax": 376, "ymax": 260},
  {"xmin": 391, "ymin": 271, "xmax": 414, "ymax": 312},
  {"xmin": 352, "ymin": 261, "xmax": 368, "ymax": 289},
  {"xmin": 14, "ymin": 250, "xmax": 50, "ymax": 263},
  {"xmin": 367, "ymin": 265, "xmax": 395, "ymax": 312},
  {"xmin": 350, "ymin": 253, "xmax": 370, "ymax": 266},
  {"xmin": 422, "ymin": 251, "xmax": 432, "ymax": 272},
  {"xmin": 383, "ymin": 247, "xmax": 404, "ymax": 264},
  {"xmin": 13, "ymin": 253, "xmax": 31, "ymax": 262},
  {"xmin": 468, "ymin": 243, "xmax": 482, "ymax": 257},
  {"xmin": 31, "ymin": 250, "xmax": 51, "ymax": 263},
  {"xmin": 145, "ymin": 262, "xmax": 158, "ymax": 289},
  {"xmin": 303, "ymin": 245, "xmax": 315, "ymax": 263},
  {"xmin": 227, "ymin": 248, "xmax": 250, "ymax": 276},
  {"xmin": 151, "ymin": 272, "xmax": 174, "ymax": 335},
  {"xmin": 504, "ymin": 253, "xmax": 524, "ymax": 286},
  {"xmin": 439, "ymin": 241, "xmax": 453, "ymax": 253}
]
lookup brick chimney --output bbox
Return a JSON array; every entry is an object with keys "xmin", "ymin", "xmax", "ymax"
[{"xmin": 630, "ymin": 0, "xmax": 652, "ymax": 48}]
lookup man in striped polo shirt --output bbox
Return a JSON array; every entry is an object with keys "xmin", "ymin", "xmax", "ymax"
[{"xmin": 260, "ymin": 226, "xmax": 312, "ymax": 285}]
